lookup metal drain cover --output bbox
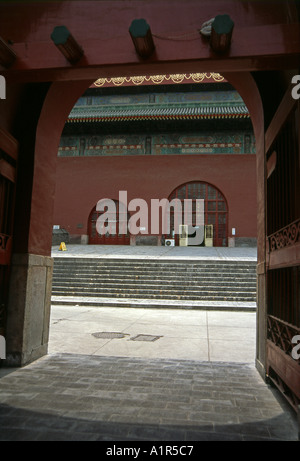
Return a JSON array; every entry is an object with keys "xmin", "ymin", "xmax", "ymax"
[
  {"xmin": 130, "ymin": 334, "xmax": 162, "ymax": 342},
  {"xmin": 92, "ymin": 332, "xmax": 128, "ymax": 339}
]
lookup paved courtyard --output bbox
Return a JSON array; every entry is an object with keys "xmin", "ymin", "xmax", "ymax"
[
  {"xmin": 48, "ymin": 305, "xmax": 256, "ymax": 362},
  {"xmin": 0, "ymin": 352, "xmax": 298, "ymax": 441},
  {"xmin": 0, "ymin": 305, "xmax": 298, "ymax": 441},
  {"xmin": 0, "ymin": 245, "xmax": 298, "ymax": 441},
  {"xmin": 51, "ymin": 244, "xmax": 258, "ymax": 261}
]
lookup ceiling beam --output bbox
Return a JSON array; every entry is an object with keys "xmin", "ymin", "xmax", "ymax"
[{"xmin": 2, "ymin": 23, "xmax": 300, "ymax": 83}]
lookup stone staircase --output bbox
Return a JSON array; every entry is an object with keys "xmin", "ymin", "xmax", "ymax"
[{"xmin": 51, "ymin": 257, "xmax": 257, "ymax": 310}]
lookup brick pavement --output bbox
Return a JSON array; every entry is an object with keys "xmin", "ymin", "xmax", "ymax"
[
  {"xmin": 0, "ymin": 353, "xmax": 298, "ymax": 441},
  {"xmin": 0, "ymin": 246, "xmax": 298, "ymax": 441}
]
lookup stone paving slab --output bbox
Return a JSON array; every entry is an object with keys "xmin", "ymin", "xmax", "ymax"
[
  {"xmin": 48, "ymin": 305, "xmax": 257, "ymax": 362},
  {"xmin": 2, "ymin": 246, "xmax": 296, "ymax": 441},
  {"xmin": 0, "ymin": 354, "xmax": 297, "ymax": 441}
]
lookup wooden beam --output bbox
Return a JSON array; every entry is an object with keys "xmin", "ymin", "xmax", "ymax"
[
  {"xmin": 267, "ymin": 340, "xmax": 300, "ymax": 401},
  {"xmin": 210, "ymin": 14, "xmax": 234, "ymax": 54},
  {"xmin": 267, "ymin": 150, "xmax": 277, "ymax": 179},
  {"xmin": 0, "ymin": 159, "xmax": 16, "ymax": 183},
  {"xmin": 267, "ymin": 243, "xmax": 300, "ymax": 270},
  {"xmin": 129, "ymin": 19, "xmax": 155, "ymax": 58},
  {"xmin": 51, "ymin": 26, "xmax": 84, "ymax": 64},
  {"xmin": 0, "ymin": 127, "xmax": 18, "ymax": 161},
  {"xmin": 265, "ymin": 82, "xmax": 297, "ymax": 154},
  {"xmin": 1, "ymin": 22, "xmax": 300, "ymax": 83},
  {"xmin": 0, "ymin": 36, "xmax": 16, "ymax": 68}
]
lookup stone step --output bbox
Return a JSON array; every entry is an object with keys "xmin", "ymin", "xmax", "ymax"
[
  {"xmin": 52, "ymin": 266, "xmax": 257, "ymax": 274},
  {"xmin": 53, "ymin": 256, "xmax": 256, "ymax": 264},
  {"xmin": 52, "ymin": 290, "xmax": 256, "ymax": 302},
  {"xmin": 54, "ymin": 262, "xmax": 256, "ymax": 272},
  {"xmin": 51, "ymin": 287, "xmax": 256, "ymax": 301},
  {"xmin": 53, "ymin": 278, "xmax": 256, "ymax": 290},
  {"xmin": 52, "ymin": 294, "xmax": 255, "ymax": 303},
  {"xmin": 51, "ymin": 257, "xmax": 257, "ymax": 307},
  {"xmin": 54, "ymin": 259, "xmax": 256, "ymax": 271},
  {"xmin": 51, "ymin": 296, "xmax": 256, "ymax": 311},
  {"xmin": 52, "ymin": 277, "xmax": 256, "ymax": 287},
  {"xmin": 53, "ymin": 263, "xmax": 256, "ymax": 273},
  {"xmin": 52, "ymin": 280, "xmax": 256, "ymax": 291},
  {"xmin": 52, "ymin": 268, "xmax": 256, "ymax": 277}
]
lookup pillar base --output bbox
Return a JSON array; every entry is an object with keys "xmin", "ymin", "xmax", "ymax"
[
  {"xmin": 4, "ymin": 253, "xmax": 53, "ymax": 367},
  {"xmin": 255, "ymin": 358, "xmax": 266, "ymax": 382}
]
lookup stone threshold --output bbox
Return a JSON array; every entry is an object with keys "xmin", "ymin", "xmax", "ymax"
[{"xmin": 51, "ymin": 296, "xmax": 257, "ymax": 311}]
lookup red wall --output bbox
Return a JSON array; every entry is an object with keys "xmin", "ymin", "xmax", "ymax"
[{"xmin": 53, "ymin": 154, "xmax": 257, "ymax": 241}]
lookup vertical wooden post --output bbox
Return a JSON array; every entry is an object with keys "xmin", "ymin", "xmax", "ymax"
[
  {"xmin": 129, "ymin": 19, "xmax": 155, "ymax": 58},
  {"xmin": 210, "ymin": 15, "xmax": 234, "ymax": 54}
]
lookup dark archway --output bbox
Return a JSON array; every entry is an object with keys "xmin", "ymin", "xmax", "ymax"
[
  {"xmin": 4, "ymin": 71, "xmax": 264, "ymax": 372},
  {"xmin": 35, "ymin": 71, "xmax": 265, "ymax": 368}
]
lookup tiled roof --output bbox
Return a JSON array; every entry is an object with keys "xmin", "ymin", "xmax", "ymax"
[{"xmin": 67, "ymin": 104, "xmax": 250, "ymax": 123}]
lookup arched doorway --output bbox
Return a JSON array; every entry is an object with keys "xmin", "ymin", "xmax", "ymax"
[
  {"xmin": 5, "ymin": 70, "xmax": 265, "ymax": 371},
  {"xmin": 165, "ymin": 181, "xmax": 228, "ymax": 247},
  {"xmin": 88, "ymin": 199, "xmax": 130, "ymax": 245}
]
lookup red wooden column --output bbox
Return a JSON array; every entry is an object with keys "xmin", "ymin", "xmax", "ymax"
[
  {"xmin": 0, "ymin": 127, "xmax": 18, "ymax": 345},
  {"xmin": 223, "ymin": 72, "xmax": 266, "ymax": 377},
  {"xmin": 5, "ymin": 80, "xmax": 92, "ymax": 366}
]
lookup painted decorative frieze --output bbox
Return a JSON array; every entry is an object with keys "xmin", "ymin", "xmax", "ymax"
[
  {"xmin": 58, "ymin": 131, "xmax": 256, "ymax": 157},
  {"xmin": 59, "ymin": 89, "xmax": 254, "ymax": 157}
]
